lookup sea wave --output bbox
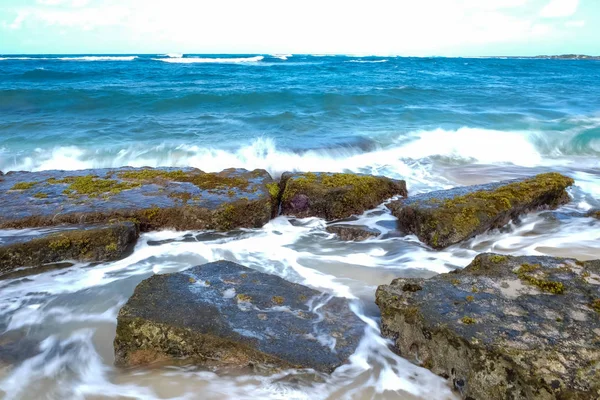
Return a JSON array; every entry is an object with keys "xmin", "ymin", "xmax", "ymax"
[
  {"xmin": 3, "ymin": 127, "xmax": 600, "ymax": 185},
  {"xmin": 154, "ymin": 56, "xmax": 264, "ymax": 64},
  {"xmin": 0, "ymin": 56, "xmax": 138, "ymax": 61},
  {"xmin": 347, "ymin": 59, "xmax": 389, "ymax": 63},
  {"xmin": 161, "ymin": 53, "xmax": 183, "ymax": 58},
  {"xmin": 271, "ymin": 54, "xmax": 292, "ymax": 60}
]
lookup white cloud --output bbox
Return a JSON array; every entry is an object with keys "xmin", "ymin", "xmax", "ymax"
[
  {"xmin": 6, "ymin": 11, "xmax": 28, "ymax": 29},
  {"xmin": 540, "ymin": 0, "xmax": 579, "ymax": 18},
  {"xmin": 564, "ymin": 19, "xmax": 585, "ymax": 27},
  {"xmin": 0, "ymin": 0, "xmax": 568, "ymax": 54}
]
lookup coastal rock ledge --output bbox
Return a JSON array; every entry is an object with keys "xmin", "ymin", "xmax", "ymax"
[
  {"xmin": 280, "ymin": 172, "xmax": 407, "ymax": 220},
  {"xmin": 387, "ymin": 172, "xmax": 574, "ymax": 249},
  {"xmin": 376, "ymin": 253, "xmax": 600, "ymax": 400},
  {"xmin": 0, "ymin": 222, "xmax": 137, "ymax": 274},
  {"xmin": 0, "ymin": 167, "xmax": 278, "ymax": 231},
  {"xmin": 114, "ymin": 261, "xmax": 365, "ymax": 373}
]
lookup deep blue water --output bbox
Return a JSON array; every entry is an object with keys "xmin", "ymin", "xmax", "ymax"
[{"xmin": 0, "ymin": 54, "xmax": 599, "ymax": 176}]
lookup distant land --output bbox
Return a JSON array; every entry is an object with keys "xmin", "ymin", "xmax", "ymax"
[{"xmin": 531, "ymin": 54, "xmax": 600, "ymax": 60}]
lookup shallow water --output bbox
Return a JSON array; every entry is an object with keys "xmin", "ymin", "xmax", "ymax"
[{"xmin": 1, "ymin": 55, "xmax": 600, "ymax": 399}]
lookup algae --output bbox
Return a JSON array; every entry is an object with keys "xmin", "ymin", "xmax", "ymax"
[
  {"xmin": 412, "ymin": 173, "xmax": 573, "ymax": 248},
  {"xmin": 236, "ymin": 294, "xmax": 252, "ymax": 302},
  {"xmin": 516, "ymin": 263, "xmax": 565, "ymax": 294},
  {"xmin": 461, "ymin": 316, "xmax": 476, "ymax": 324},
  {"xmin": 33, "ymin": 192, "xmax": 48, "ymax": 199},
  {"xmin": 11, "ymin": 182, "xmax": 37, "ymax": 190},
  {"xmin": 272, "ymin": 296, "xmax": 284, "ymax": 305},
  {"xmin": 490, "ymin": 255, "xmax": 507, "ymax": 263},
  {"xmin": 591, "ymin": 299, "xmax": 600, "ymax": 314},
  {"xmin": 57, "ymin": 175, "xmax": 141, "ymax": 198}
]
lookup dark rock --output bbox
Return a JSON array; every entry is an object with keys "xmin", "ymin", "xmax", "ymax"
[
  {"xmin": 376, "ymin": 253, "xmax": 600, "ymax": 400},
  {"xmin": 114, "ymin": 260, "xmax": 365, "ymax": 373},
  {"xmin": 280, "ymin": 172, "xmax": 407, "ymax": 220},
  {"xmin": 0, "ymin": 222, "xmax": 138, "ymax": 274},
  {"xmin": 387, "ymin": 173, "xmax": 574, "ymax": 249},
  {"xmin": 326, "ymin": 224, "xmax": 380, "ymax": 241},
  {"xmin": 588, "ymin": 209, "xmax": 600, "ymax": 219},
  {"xmin": 0, "ymin": 167, "xmax": 278, "ymax": 231}
]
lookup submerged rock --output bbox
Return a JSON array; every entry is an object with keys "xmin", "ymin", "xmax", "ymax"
[
  {"xmin": 387, "ymin": 173, "xmax": 574, "ymax": 249},
  {"xmin": 376, "ymin": 253, "xmax": 600, "ymax": 400},
  {"xmin": 326, "ymin": 224, "xmax": 380, "ymax": 241},
  {"xmin": 588, "ymin": 209, "xmax": 600, "ymax": 219},
  {"xmin": 0, "ymin": 222, "xmax": 137, "ymax": 274},
  {"xmin": 114, "ymin": 260, "xmax": 365, "ymax": 373},
  {"xmin": 0, "ymin": 167, "xmax": 277, "ymax": 231},
  {"xmin": 280, "ymin": 172, "xmax": 407, "ymax": 221}
]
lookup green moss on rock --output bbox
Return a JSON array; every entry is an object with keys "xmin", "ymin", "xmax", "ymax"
[
  {"xmin": 60, "ymin": 175, "xmax": 141, "ymax": 198},
  {"xmin": 516, "ymin": 263, "xmax": 565, "ymax": 294},
  {"xmin": 280, "ymin": 172, "xmax": 407, "ymax": 220},
  {"xmin": 0, "ymin": 222, "xmax": 138, "ymax": 273},
  {"xmin": 390, "ymin": 172, "xmax": 574, "ymax": 249},
  {"xmin": 11, "ymin": 182, "xmax": 37, "ymax": 190}
]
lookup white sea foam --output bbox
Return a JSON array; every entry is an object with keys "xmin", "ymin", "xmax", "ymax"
[
  {"xmin": 161, "ymin": 52, "xmax": 183, "ymax": 58},
  {"xmin": 271, "ymin": 54, "xmax": 292, "ymax": 60},
  {"xmin": 0, "ymin": 56, "xmax": 137, "ymax": 61},
  {"xmin": 347, "ymin": 59, "xmax": 389, "ymax": 63},
  {"xmin": 3, "ymin": 127, "xmax": 599, "ymax": 187},
  {"xmin": 56, "ymin": 56, "xmax": 138, "ymax": 61},
  {"xmin": 154, "ymin": 56, "xmax": 264, "ymax": 64}
]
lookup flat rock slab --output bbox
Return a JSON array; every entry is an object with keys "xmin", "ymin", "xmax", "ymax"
[
  {"xmin": 0, "ymin": 167, "xmax": 277, "ymax": 231},
  {"xmin": 376, "ymin": 253, "xmax": 600, "ymax": 400},
  {"xmin": 280, "ymin": 172, "xmax": 407, "ymax": 221},
  {"xmin": 0, "ymin": 222, "xmax": 137, "ymax": 274},
  {"xmin": 114, "ymin": 261, "xmax": 365, "ymax": 373},
  {"xmin": 326, "ymin": 224, "xmax": 380, "ymax": 241},
  {"xmin": 387, "ymin": 172, "xmax": 574, "ymax": 249}
]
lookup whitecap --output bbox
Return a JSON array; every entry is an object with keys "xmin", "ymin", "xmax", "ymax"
[{"xmin": 154, "ymin": 56, "xmax": 264, "ymax": 64}]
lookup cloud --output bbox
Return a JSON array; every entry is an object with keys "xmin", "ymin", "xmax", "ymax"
[
  {"xmin": 540, "ymin": 0, "xmax": 579, "ymax": 18},
  {"xmin": 0, "ymin": 0, "xmax": 571, "ymax": 54},
  {"xmin": 6, "ymin": 11, "xmax": 29, "ymax": 30},
  {"xmin": 564, "ymin": 19, "xmax": 585, "ymax": 27}
]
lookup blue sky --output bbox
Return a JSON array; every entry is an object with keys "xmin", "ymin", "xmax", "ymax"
[{"xmin": 0, "ymin": 0, "xmax": 597, "ymax": 55}]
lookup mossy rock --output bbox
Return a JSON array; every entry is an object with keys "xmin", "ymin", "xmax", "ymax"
[
  {"xmin": 0, "ymin": 222, "xmax": 138, "ymax": 274},
  {"xmin": 279, "ymin": 172, "xmax": 407, "ymax": 221},
  {"xmin": 0, "ymin": 167, "xmax": 278, "ymax": 232},
  {"xmin": 375, "ymin": 253, "xmax": 600, "ymax": 399},
  {"xmin": 388, "ymin": 172, "xmax": 574, "ymax": 249},
  {"xmin": 325, "ymin": 224, "xmax": 380, "ymax": 241},
  {"xmin": 114, "ymin": 260, "xmax": 365, "ymax": 373}
]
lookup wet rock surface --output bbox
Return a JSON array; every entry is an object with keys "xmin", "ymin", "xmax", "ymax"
[
  {"xmin": 0, "ymin": 167, "xmax": 277, "ymax": 231},
  {"xmin": 280, "ymin": 172, "xmax": 407, "ymax": 221},
  {"xmin": 376, "ymin": 253, "xmax": 600, "ymax": 400},
  {"xmin": 114, "ymin": 260, "xmax": 365, "ymax": 373},
  {"xmin": 387, "ymin": 173, "xmax": 574, "ymax": 249},
  {"xmin": 326, "ymin": 224, "xmax": 380, "ymax": 241},
  {"xmin": 0, "ymin": 222, "xmax": 138, "ymax": 274}
]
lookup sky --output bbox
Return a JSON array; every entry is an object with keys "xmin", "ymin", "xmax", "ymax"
[{"xmin": 0, "ymin": 0, "xmax": 597, "ymax": 55}]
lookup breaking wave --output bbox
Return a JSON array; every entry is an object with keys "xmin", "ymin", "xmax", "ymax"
[{"xmin": 154, "ymin": 56, "xmax": 265, "ymax": 64}]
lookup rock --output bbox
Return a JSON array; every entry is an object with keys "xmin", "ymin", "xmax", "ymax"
[
  {"xmin": 387, "ymin": 173, "xmax": 574, "ymax": 249},
  {"xmin": 588, "ymin": 209, "xmax": 600, "ymax": 219},
  {"xmin": 326, "ymin": 224, "xmax": 380, "ymax": 241},
  {"xmin": 376, "ymin": 253, "xmax": 600, "ymax": 400},
  {"xmin": 280, "ymin": 172, "xmax": 407, "ymax": 220},
  {"xmin": 0, "ymin": 222, "xmax": 138, "ymax": 274},
  {"xmin": 114, "ymin": 260, "xmax": 365, "ymax": 373},
  {"xmin": 0, "ymin": 167, "xmax": 278, "ymax": 231}
]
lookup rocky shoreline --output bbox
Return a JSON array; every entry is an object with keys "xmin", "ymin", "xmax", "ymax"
[{"xmin": 1, "ymin": 166, "xmax": 598, "ymax": 399}]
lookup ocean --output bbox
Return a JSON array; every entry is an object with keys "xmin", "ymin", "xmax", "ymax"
[{"xmin": 0, "ymin": 54, "xmax": 599, "ymax": 399}]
